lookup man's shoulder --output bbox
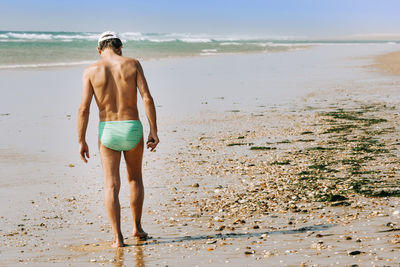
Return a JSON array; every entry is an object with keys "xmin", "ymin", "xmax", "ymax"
[
  {"xmin": 121, "ymin": 56, "xmax": 139, "ymax": 66},
  {"xmin": 83, "ymin": 61, "xmax": 103, "ymax": 76}
]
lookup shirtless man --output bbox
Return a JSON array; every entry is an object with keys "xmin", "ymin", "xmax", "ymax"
[{"xmin": 77, "ymin": 31, "xmax": 159, "ymax": 247}]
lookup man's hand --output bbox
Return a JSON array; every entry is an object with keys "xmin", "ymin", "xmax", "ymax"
[
  {"xmin": 146, "ymin": 132, "xmax": 159, "ymax": 152},
  {"xmin": 79, "ymin": 141, "xmax": 90, "ymax": 163}
]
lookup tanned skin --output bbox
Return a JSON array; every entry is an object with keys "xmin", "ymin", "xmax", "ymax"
[{"xmin": 77, "ymin": 45, "xmax": 159, "ymax": 247}]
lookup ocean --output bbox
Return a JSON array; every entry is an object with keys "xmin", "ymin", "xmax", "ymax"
[{"xmin": 0, "ymin": 31, "xmax": 399, "ymax": 69}]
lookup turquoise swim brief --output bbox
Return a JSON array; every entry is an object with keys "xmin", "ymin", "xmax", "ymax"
[{"xmin": 99, "ymin": 120, "xmax": 143, "ymax": 151}]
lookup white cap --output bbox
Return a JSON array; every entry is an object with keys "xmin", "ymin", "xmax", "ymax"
[{"xmin": 98, "ymin": 31, "xmax": 120, "ymax": 45}]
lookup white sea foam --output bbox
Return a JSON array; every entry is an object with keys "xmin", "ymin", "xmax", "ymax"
[
  {"xmin": 0, "ymin": 61, "xmax": 94, "ymax": 70},
  {"xmin": 120, "ymin": 32, "xmax": 155, "ymax": 41},
  {"xmin": 0, "ymin": 39, "xmax": 27, "ymax": 42},
  {"xmin": 120, "ymin": 32, "xmax": 214, "ymax": 43},
  {"xmin": 250, "ymin": 42, "xmax": 272, "ymax": 47},
  {"xmin": 200, "ymin": 52, "xmax": 218, "ymax": 56},
  {"xmin": 220, "ymin": 42, "xmax": 242, "ymax": 46},
  {"xmin": 7, "ymin": 32, "xmax": 52, "ymax": 40},
  {"xmin": 119, "ymin": 32, "xmax": 167, "ymax": 42},
  {"xmin": 53, "ymin": 34, "xmax": 98, "ymax": 40},
  {"xmin": 180, "ymin": 38, "xmax": 212, "ymax": 43},
  {"xmin": 147, "ymin": 38, "xmax": 176, "ymax": 43},
  {"xmin": 1, "ymin": 32, "xmax": 99, "ymax": 41},
  {"xmin": 200, "ymin": 49, "xmax": 218, "ymax": 56},
  {"xmin": 119, "ymin": 32, "xmax": 143, "ymax": 39}
]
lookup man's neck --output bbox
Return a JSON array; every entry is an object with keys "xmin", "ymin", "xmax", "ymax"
[{"xmin": 101, "ymin": 49, "xmax": 120, "ymax": 58}]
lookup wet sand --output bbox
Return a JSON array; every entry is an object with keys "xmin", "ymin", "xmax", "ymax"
[
  {"xmin": 375, "ymin": 51, "xmax": 400, "ymax": 75},
  {"xmin": 1, "ymin": 46, "xmax": 400, "ymax": 266}
]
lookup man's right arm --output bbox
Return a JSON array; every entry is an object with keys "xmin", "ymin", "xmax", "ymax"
[{"xmin": 136, "ymin": 60, "xmax": 159, "ymax": 151}]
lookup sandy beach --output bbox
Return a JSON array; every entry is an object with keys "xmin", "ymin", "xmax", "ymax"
[
  {"xmin": 375, "ymin": 51, "xmax": 400, "ymax": 75},
  {"xmin": 1, "ymin": 45, "xmax": 400, "ymax": 266}
]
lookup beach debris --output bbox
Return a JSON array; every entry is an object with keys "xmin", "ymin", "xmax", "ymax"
[
  {"xmin": 261, "ymin": 234, "xmax": 268, "ymax": 239},
  {"xmin": 347, "ymin": 250, "xmax": 362, "ymax": 256},
  {"xmin": 264, "ymin": 251, "xmax": 274, "ymax": 258},
  {"xmin": 311, "ymin": 241, "xmax": 325, "ymax": 250},
  {"xmin": 214, "ymin": 216, "xmax": 224, "ymax": 222},
  {"xmin": 271, "ymin": 160, "xmax": 291, "ymax": 165},
  {"xmin": 227, "ymin": 143, "xmax": 248, "ymax": 146},
  {"xmin": 66, "ymin": 196, "xmax": 76, "ymax": 202},
  {"xmin": 250, "ymin": 146, "xmax": 276, "ymax": 150}
]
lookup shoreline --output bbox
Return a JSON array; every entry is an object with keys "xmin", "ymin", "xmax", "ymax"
[
  {"xmin": 1, "ymin": 46, "xmax": 400, "ymax": 266},
  {"xmin": 0, "ymin": 43, "xmax": 397, "ymax": 72},
  {"xmin": 0, "ymin": 46, "xmax": 311, "ymax": 71}
]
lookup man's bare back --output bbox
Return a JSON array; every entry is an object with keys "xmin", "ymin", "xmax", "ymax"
[
  {"xmin": 85, "ymin": 56, "xmax": 142, "ymax": 122},
  {"xmin": 77, "ymin": 32, "xmax": 159, "ymax": 247}
]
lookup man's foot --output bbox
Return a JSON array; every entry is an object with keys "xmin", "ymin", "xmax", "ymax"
[
  {"xmin": 133, "ymin": 228, "xmax": 148, "ymax": 239},
  {"xmin": 112, "ymin": 240, "xmax": 125, "ymax": 248},
  {"xmin": 112, "ymin": 234, "xmax": 125, "ymax": 247}
]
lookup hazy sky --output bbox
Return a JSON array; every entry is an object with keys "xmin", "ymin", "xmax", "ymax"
[{"xmin": 1, "ymin": 0, "xmax": 400, "ymax": 37}]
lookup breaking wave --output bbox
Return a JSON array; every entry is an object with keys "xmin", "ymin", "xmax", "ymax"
[{"xmin": 0, "ymin": 61, "xmax": 95, "ymax": 70}]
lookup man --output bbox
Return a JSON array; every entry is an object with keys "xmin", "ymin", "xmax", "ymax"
[{"xmin": 77, "ymin": 31, "xmax": 159, "ymax": 247}]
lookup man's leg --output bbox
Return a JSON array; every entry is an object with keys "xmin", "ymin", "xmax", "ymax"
[
  {"xmin": 99, "ymin": 143, "xmax": 124, "ymax": 247},
  {"xmin": 123, "ymin": 137, "xmax": 147, "ymax": 237}
]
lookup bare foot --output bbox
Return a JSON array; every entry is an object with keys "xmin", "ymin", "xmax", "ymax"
[
  {"xmin": 133, "ymin": 228, "xmax": 148, "ymax": 239},
  {"xmin": 112, "ymin": 240, "xmax": 125, "ymax": 248},
  {"xmin": 112, "ymin": 234, "xmax": 125, "ymax": 247}
]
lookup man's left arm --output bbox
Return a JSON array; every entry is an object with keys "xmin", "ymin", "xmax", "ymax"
[{"xmin": 77, "ymin": 69, "xmax": 94, "ymax": 163}]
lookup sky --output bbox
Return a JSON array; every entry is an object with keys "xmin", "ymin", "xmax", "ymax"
[{"xmin": 1, "ymin": 0, "xmax": 400, "ymax": 37}]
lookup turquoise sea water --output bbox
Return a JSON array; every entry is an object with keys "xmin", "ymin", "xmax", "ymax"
[{"xmin": 0, "ymin": 31, "xmax": 399, "ymax": 69}]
